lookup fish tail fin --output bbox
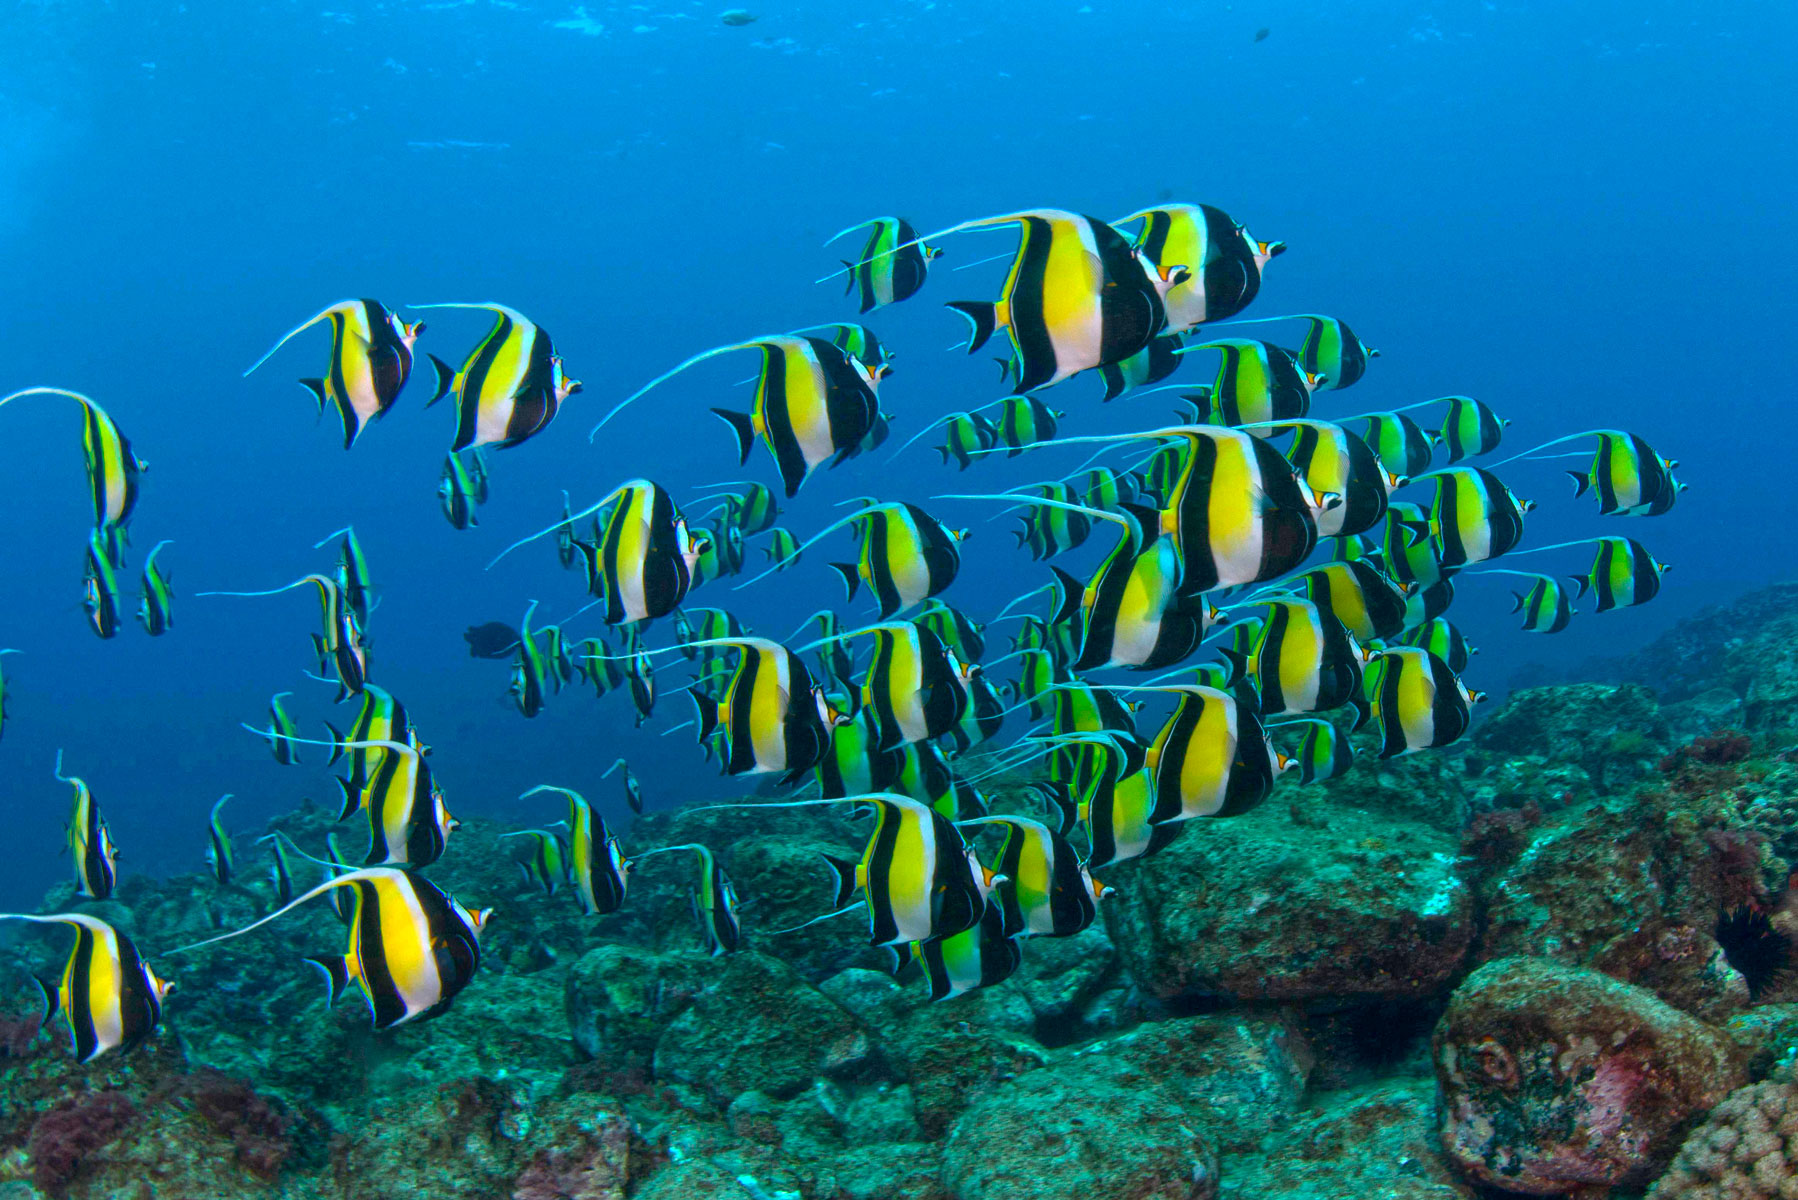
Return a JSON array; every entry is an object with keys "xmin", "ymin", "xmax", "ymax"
[
  {"xmin": 322, "ymin": 722, "xmax": 346, "ymax": 766},
  {"xmin": 1030, "ymin": 781, "xmax": 1079, "ymax": 838},
  {"xmin": 1568, "ymin": 574, "xmax": 1591, "ymax": 600},
  {"xmin": 935, "ymin": 445, "xmax": 949, "ymax": 466},
  {"xmin": 32, "ymin": 974, "xmax": 58, "ymax": 1024},
  {"xmin": 1564, "ymin": 470, "xmax": 1590, "ymax": 498},
  {"xmin": 945, "ymin": 301, "xmax": 998, "ymax": 353},
  {"xmin": 424, "ymin": 354, "xmax": 454, "ymax": 408},
  {"xmin": 828, "ymin": 562, "xmax": 861, "ymax": 603},
  {"xmin": 332, "ymin": 775, "xmax": 361, "ymax": 822},
  {"xmin": 690, "ymin": 690, "xmax": 721, "ymax": 744},
  {"xmin": 1509, "ymin": 592, "xmax": 1525, "ymax": 613},
  {"xmin": 296, "ymin": 379, "xmax": 326, "ymax": 416},
  {"xmin": 1047, "ymin": 566, "xmax": 1084, "ymax": 627},
  {"xmin": 821, "ymin": 853, "xmax": 859, "ymax": 908},
  {"xmin": 710, "ymin": 408, "xmax": 757, "ymax": 466},
  {"xmin": 304, "ymin": 954, "xmax": 352, "ymax": 1005}
]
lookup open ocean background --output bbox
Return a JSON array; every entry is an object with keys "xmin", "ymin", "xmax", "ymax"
[{"xmin": 0, "ymin": 0, "xmax": 1789, "ymax": 910}]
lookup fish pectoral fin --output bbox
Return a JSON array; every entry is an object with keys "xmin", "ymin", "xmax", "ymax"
[{"xmin": 304, "ymin": 954, "xmax": 354, "ymax": 1005}]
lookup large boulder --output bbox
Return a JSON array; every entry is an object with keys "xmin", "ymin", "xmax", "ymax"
[
  {"xmin": 941, "ymin": 1064, "xmax": 1218, "ymax": 1200},
  {"xmin": 1105, "ymin": 801, "xmax": 1473, "ymax": 1005},
  {"xmin": 653, "ymin": 951, "xmax": 876, "ymax": 1103},
  {"xmin": 1221, "ymin": 1079, "xmax": 1476, "ymax": 1200},
  {"xmin": 1433, "ymin": 957, "xmax": 1745, "ymax": 1194}
]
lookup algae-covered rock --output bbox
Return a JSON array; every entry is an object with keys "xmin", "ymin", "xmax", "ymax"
[
  {"xmin": 1065, "ymin": 1012, "xmax": 1313, "ymax": 1152},
  {"xmin": 653, "ymin": 951, "xmax": 875, "ymax": 1103},
  {"xmin": 1472, "ymin": 788, "xmax": 1776, "ymax": 1018},
  {"xmin": 941, "ymin": 1064, "xmax": 1218, "ymax": 1200},
  {"xmin": 1222, "ymin": 1079, "xmax": 1475, "ymax": 1200},
  {"xmin": 818, "ymin": 968, "xmax": 1047, "ymax": 1137},
  {"xmin": 1476, "ymin": 682, "xmax": 1669, "ymax": 763},
  {"xmin": 1433, "ymin": 956, "xmax": 1745, "ymax": 1195},
  {"xmin": 1104, "ymin": 800, "xmax": 1473, "ymax": 1005},
  {"xmin": 565, "ymin": 942, "xmax": 702, "ymax": 1069}
]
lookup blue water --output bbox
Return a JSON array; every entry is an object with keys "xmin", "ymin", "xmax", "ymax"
[{"xmin": 0, "ymin": 0, "xmax": 1788, "ymax": 909}]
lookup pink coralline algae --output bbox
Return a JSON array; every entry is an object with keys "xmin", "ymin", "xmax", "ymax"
[{"xmin": 1433, "ymin": 957, "xmax": 1745, "ymax": 1195}]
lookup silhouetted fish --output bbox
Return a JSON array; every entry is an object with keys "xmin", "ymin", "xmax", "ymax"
[
  {"xmin": 1254, "ymin": 27, "xmax": 1270, "ymax": 42},
  {"xmin": 465, "ymin": 622, "xmax": 521, "ymax": 659}
]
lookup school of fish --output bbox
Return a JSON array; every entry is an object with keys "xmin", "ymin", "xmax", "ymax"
[{"xmin": 0, "ymin": 199, "xmax": 1687, "ymax": 1056}]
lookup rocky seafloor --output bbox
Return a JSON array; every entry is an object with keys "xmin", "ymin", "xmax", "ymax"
[{"xmin": 5, "ymin": 586, "xmax": 1798, "ymax": 1200}]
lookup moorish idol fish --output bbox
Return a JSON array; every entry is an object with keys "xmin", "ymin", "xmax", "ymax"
[
  {"xmin": 1400, "ymin": 617, "xmax": 1478, "ymax": 671},
  {"xmin": 916, "ymin": 599, "xmax": 987, "ymax": 664},
  {"xmin": 1416, "ymin": 466, "xmax": 1533, "ymax": 567},
  {"xmin": 827, "ymin": 216, "xmax": 941, "ymax": 312},
  {"xmin": 1361, "ymin": 647, "xmax": 1483, "ymax": 759},
  {"xmin": 1047, "ymin": 733, "xmax": 1177, "ymax": 869},
  {"xmin": 817, "ymin": 705, "xmax": 905, "ymax": 799},
  {"xmin": 1287, "ymin": 560, "xmax": 1411, "ymax": 644},
  {"xmin": 510, "ymin": 601, "xmax": 550, "ymax": 718},
  {"xmin": 0, "ymin": 914, "xmax": 172, "ymax": 1062},
  {"xmin": 1098, "ymin": 331, "xmax": 1184, "ymax": 402},
  {"xmin": 1356, "ymin": 411, "xmax": 1438, "ymax": 479},
  {"xmin": 992, "ymin": 395, "xmax": 1062, "ymax": 455},
  {"xmin": 792, "ymin": 793, "xmax": 997, "ymax": 946},
  {"xmin": 1183, "ymin": 339, "xmax": 1318, "ymax": 430},
  {"xmin": 500, "ymin": 827, "xmax": 569, "ymax": 896},
  {"xmin": 1013, "ymin": 483, "xmax": 1092, "ymax": 561},
  {"xmin": 258, "ymin": 832, "xmax": 298, "ymax": 906},
  {"xmin": 415, "ymin": 303, "xmax": 582, "ymax": 452},
  {"xmin": 439, "ymin": 452, "xmax": 481, "ymax": 530},
  {"xmin": 626, "ymin": 644, "xmax": 656, "ymax": 727},
  {"xmin": 904, "ymin": 899, "xmax": 1021, "ymax": 1002},
  {"xmin": 494, "ymin": 481, "xmax": 708, "ymax": 626},
  {"xmin": 602, "ymin": 758, "xmax": 646, "ymax": 816},
  {"xmin": 1116, "ymin": 202, "xmax": 1284, "ymax": 330},
  {"xmin": 1134, "ymin": 685, "xmax": 1285, "ymax": 823},
  {"xmin": 749, "ymin": 500, "xmax": 964, "ymax": 619},
  {"xmin": 1482, "ymin": 570, "xmax": 1574, "ymax": 633},
  {"xmin": 707, "ymin": 337, "xmax": 882, "ymax": 497},
  {"xmin": 1403, "ymin": 578, "xmax": 1457, "ymax": 633},
  {"xmin": 1437, "ymin": 396, "xmax": 1508, "ymax": 464},
  {"xmin": 763, "ymin": 527, "xmax": 803, "ymax": 572},
  {"xmin": 925, "ymin": 209, "xmax": 1185, "ymax": 393},
  {"xmin": 171, "ymin": 867, "xmax": 488, "ymax": 1031},
  {"xmin": 1374, "ymin": 500, "xmax": 1452, "ymax": 591},
  {"xmin": 938, "ymin": 411, "xmax": 999, "ymax": 470},
  {"xmin": 638, "ymin": 843, "xmax": 742, "ymax": 956},
  {"xmin": 276, "ymin": 730, "xmax": 456, "ymax": 868},
  {"xmin": 1497, "ymin": 430, "xmax": 1684, "ymax": 517},
  {"xmin": 243, "ymin": 300, "xmax": 450, "ymax": 449},
  {"xmin": 324, "ymin": 685, "xmax": 425, "ymax": 801},
  {"xmin": 58, "ymin": 752, "xmax": 119, "ymax": 900},
  {"xmin": 960, "ymin": 815, "xmax": 1110, "ymax": 938},
  {"xmin": 1248, "ymin": 598, "xmax": 1365, "ymax": 717},
  {"xmin": 0, "ymin": 649, "xmax": 17, "ymax": 742},
  {"xmin": 1266, "ymin": 419, "xmax": 1403, "ymax": 538},
  {"xmin": 522, "ymin": 785, "xmax": 631, "ymax": 916},
  {"xmin": 313, "ymin": 526, "xmax": 376, "ymax": 627},
  {"xmin": 0, "ymin": 388, "xmax": 148, "ymax": 539},
  {"xmin": 204, "ymin": 794, "xmax": 235, "ymax": 885},
  {"xmin": 82, "ymin": 529, "xmax": 123, "ymax": 640},
  {"xmin": 199, "ymin": 572, "xmax": 369, "ymax": 701},
  {"xmin": 1275, "ymin": 717, "xmax": 1353, "ymax": 785},
  {"xmin": 137, "ymin": 539, "xmax": 174, "ymax": 636},
  {"xmin": 696, "ymin": 480, "xmax": 780, "ymax": 536},
  {"xmin": 823, "ymin": 621, "xmax": 968, "ymax": 750},
  {"xmin": 1214, "ymin": 314, "xmax": 1376, "ymax": 391},
  {"xmin": 1531, "ymin": 537, "xmax": 1670, "ymax": 612},
  {"xmin": 687, "ymin": 637, "xmax": 840, "ymax": 780}
]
